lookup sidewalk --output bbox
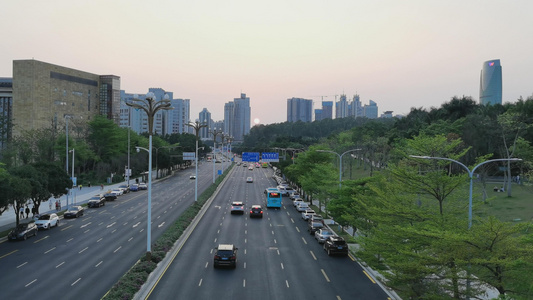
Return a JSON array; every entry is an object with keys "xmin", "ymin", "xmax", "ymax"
[{"xmin": 0, "ymin": 181, "xmax": 128, "ymax": 233}]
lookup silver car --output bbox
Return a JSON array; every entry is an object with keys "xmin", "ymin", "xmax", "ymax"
[{"xmin": 315, "ymin": 229, "xmax": 335, "ymax": 243}]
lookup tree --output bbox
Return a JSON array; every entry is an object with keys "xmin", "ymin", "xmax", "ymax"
[
  {"xmin": 9, "ymin": 165, "xmax": 51, "ymax": 216},
  {"xmin": 497, "ymin": 111, "xmax": 530, "ymax": 196},
  {"xmin": 7, "ymin": 175, "xmax": 31, "ymax": 226},
  {"xmin": 463, "ymin": 216, "xmax": 533, "ymax": 297}
]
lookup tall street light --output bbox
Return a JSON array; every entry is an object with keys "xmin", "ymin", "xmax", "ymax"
[
  {"xmin": 69, "ymin": 148, "xmax": 75, "ymax": 209},
  {"xmin": 210, "ymin": 128, "xmax": 222, "ymax": 183},
  {"xmin": 317, "ymin": 149, "xmax": 362, "ymax": 188},
  {"xmin": 126, "ymin": 92, "xmax": 173, "ymax": 260},
  {"xmin": 126, "ymin": 126, "xmax": 131, "ymax": 186},
  {"xmin": 409, "ymin": 156, "xmax": 522, "ymax": 229},
  {"xmin": 187, "ymin": 120, "xmax": 208, "ymax": 202}
]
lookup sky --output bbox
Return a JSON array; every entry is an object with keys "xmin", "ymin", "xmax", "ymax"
[{"xmin": 2, "ymin": 0, "xmax": 533, "ymax": 126}]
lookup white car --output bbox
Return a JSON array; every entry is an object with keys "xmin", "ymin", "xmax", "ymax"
[
  {"xmin": 190, "ymin": 174, "xmax": 196, "ymax": 179},
  {"xmin": 112, "ymin": 188, "xmax": 123, "ymax": 196},
  {"xmin": 246, "ymin": 177, "xmax": 253, "ymax": 183},
  {"xmin": 293, "ymin": 199, "xmax": 304, "ymax": 207},
  {"xmin": 301, "ymin": 209, "xmax": 316, "ymax": 220},
  {"xmin": 296, "ymin": 202, "xmax": 310, "ymax": 212},
  {"xmin": 35, "ymin": 213, "xmax": 59, "ymax": 230},
  {"xmin": 315, "ymin": 228, "xmax": 336, "ymax": 244}
]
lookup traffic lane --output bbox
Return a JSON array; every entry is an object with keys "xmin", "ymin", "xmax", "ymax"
[
  {"xmin": 147, "ymin": 175, "xmax": 245, "ymax": 299},
  {"xmin": 287, "ymin": 201, "xmax": 392, "ymax": 299},
  {"xmin": 0, "ymin": 169, "xmax": 214, "ymax": 299}
]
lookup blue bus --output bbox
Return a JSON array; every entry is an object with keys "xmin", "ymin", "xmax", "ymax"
[{"xmin": 266, "ymin": 189, "xmax": 282, "ymax": 208}]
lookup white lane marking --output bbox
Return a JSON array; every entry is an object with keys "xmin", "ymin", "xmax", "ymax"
[
  {"xmin": 310, "ymin": 251, "xmax": 317, "ymax": 260},
  {"xmin": 25, "ymin": 279, "xmax": 37, "ymax": 287},
  {"xmin": 281, "ymin": 263, "xmax": 284, "ymax": 270},
  {"xmin": 198, "ymin": 278, "xmax": 203, "ymax": 286},
  {"xmin": 79, "ymin": 247, "xmax": 88, "ymax": 254},
  {"xmin": 133, "ymin": 222, "xmax": 141, "ymax": 228},
  {"xmin": 44, "ymin": 247, "xmax": 56, "ymax": 254},
  {"xmin": 286, "ymin": 280, "xmax": 290, "ymax": 288},
  {"xmin": 66, "ymin": 238, "xmax": 74, "ymax": 243},
  {"xmin": 95, "ymin": 261, "xmax": 103, "ymax": 267},
  {"xmin": 56, "ymin": 262, "xmax": 64, "ymax": 268},
  {"xmin": 81, "ymin": 222, "xmax": 92, "ymax": 228},
  {"xmin": 97, "ymin": 238, "xmax": 103, "ymax": 242},
  {"xmin": 295, "ymin": 227, "xmax": 300, "ymax": 233},
  {"xmin": 114, "ymin": 246, "xmax": 121, "ymax": 253},
  {"xmin": 106, "ymin": 222, "xmax": 116, "ymax": 228},
  {"xmin": 128, "ymin": 237, "xmax": 133, "ymax": 242},
  {"xmin": 71, "ymin": 278, "xmax": 81, "ymax": 286},
  {"xmin": 321, "ymin": 269, "xmax": 331, "ymax": 282},
  {"xmin": 301, "ymin": 237, "xmax": 307, "ymax": 244},
  {"xmin": 17, "ymin": 262, "xmax": 28, "ymax": 268}
]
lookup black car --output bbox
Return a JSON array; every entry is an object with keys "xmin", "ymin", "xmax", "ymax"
[
  {"xmin": 249, "ymin": 205, "xmax": 263, "ymax": 218},
  {"xmin": 88, "ymin": 194, "xmax": 106, "ymax": 208},
  {"xmin": 104, "ymin": 191, "xmax": 118, "ymax": 201},
  {"xmin": 308, "ymin": 219, "xmax": 324, "ymax": 235},
  {"xmin": 213, "ymin": 244, "xmax": 238, "ymax": 268},
  {"xmin": 64, "ymin": 206, "xmax": 84, "ymax": 218},
  {"xmin": 323, "ymin": 236, "xmax": 349, "ymax": 256},
  {"xmin": 8, "ymin": 222, "xmax": 38, "ymax": 241}
]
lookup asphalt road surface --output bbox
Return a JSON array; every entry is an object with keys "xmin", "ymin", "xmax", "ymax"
[{"xmin": 146, "ymin": 164, "xmax": 392, "ymax": 300}]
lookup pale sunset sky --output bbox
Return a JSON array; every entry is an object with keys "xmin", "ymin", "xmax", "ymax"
[{"xmin": 1, "ymin": 0, "xmax": 532, "ymax": 125}]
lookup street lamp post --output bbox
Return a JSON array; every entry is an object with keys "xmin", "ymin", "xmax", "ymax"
[
  {"xmin": 210, "ymin": 128, "xmax": 222, "ymax": 183},
  {"xmin": 126, "ymin": 92, "xmax": 173, "ymax": 260},
  {"xmin": 127, "ymin": 126, "xmax": 131, "ymax": 186},
  {"xmin": 317, "ymin": 149, "xmax": 362, "ymax": 188},
  {"xmin": 187, "ymin": 120, "xmax": 208, "ymax": 202},
  {"xmin": 220, "ymin": 133, "xmax": 226, "ymax": 173},
  {"xmin": 69, "ymin": 149, "xmax": 75, "ymax": 209},
  {"xmin": 410, "ymin": 155, "xmax": 522, "ymax": 295},
  {"xmin": 409, "ymin": 156, "xmax": 522, "ymax": 229}
]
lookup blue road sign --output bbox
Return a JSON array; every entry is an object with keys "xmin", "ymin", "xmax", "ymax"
[
  {"xmin": 261, "ymin": 152, "xmax": 279, "ymax": 162},
  {"xmin": 242, "ymin": 152, "xmax": 260, "ymax": 162}
]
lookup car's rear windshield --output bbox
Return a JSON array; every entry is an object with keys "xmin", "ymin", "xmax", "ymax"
[
  {"xmin": 333, "ymin": 240, "xmax": 347, "ymax": 245},
  {"xmin": 38, "ymin": 215, "xmax": 50, "ymax": 220},
  {"xmin": 217, "ymin": 250, "xmax": 233, "ymax": 256}
]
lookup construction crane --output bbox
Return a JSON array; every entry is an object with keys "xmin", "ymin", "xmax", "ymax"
[{"xmin": 308, "ymin": 95, "xmax": 339, "ymax": 102}]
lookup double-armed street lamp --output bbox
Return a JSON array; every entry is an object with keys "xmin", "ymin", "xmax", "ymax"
[
  {"xmin": 317, "ymin": 148, "xmax": 362, "ymax": 188},
  {"xmin": 69, "ymin": 148, "xmax": 75, "ymax": 208},
  {"xmin": 126, "ymin": 92, "xmax": 173, "ymax": 260},
  {"xmin": 187, "ymin": 120, "xmax": 208, "ymax": 202},
  {"xmin": 409, "ymin": 155, "xmax": 522, "ymax": 229},
  {"xmin": 209, "ymin": 128, "xmax": 223, "ymax": 183},
  {"xmin": 410, "ymin": 155, "xmax": 522, "ymax": 294}
]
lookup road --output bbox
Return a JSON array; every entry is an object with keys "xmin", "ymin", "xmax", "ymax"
[
  {"xmin": 0, "ymin": 163, "xmax": 215, "ymax": 299},
  {"xmin": 146, "ymin": 164, "xmax": 392, "ymax": 299}
]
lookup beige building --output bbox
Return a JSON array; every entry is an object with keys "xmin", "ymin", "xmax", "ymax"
[{"xmin": 12, "ymin": 59, "xmax": 120, "ymax": 136}]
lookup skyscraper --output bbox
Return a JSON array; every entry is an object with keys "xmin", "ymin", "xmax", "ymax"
[
  {"xmin": 287, "ymin": 97, "xmax": 313, "ymax": 122},
  {"xmin": 335, "ymin": 94, "xmax": 348, "ymax": 119},
  {"xmin": 224, "ymin": 93, "xmax": 251, "ymax": 141},
  {"xmin": 363, "ymin": 100, "xmax": 378, "ymax": 119},
  {"xmin": 480, "ymin": 59, "xmax": 502, "ymax": 105},
  {"xmin": 321, "ymin": 101, "xmax": 333, "ymax": 120},
  {"xmin": 198, "ymin": 108, "xmax": 212, "ymax": 139}
]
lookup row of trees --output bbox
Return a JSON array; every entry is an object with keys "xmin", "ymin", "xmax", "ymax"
[
  {"xmin": 278, "ymin": 134, "xmax": 533, "ymax": 299},
  {"xmin": 0, "ymin": 115, "xmax": 210, "ymax": 225},
  {"xmin": 246, "ymin": 96, "xmax": 533, "ymax": 298}
]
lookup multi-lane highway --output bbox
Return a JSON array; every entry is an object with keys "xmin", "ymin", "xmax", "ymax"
[
  {"xmin": 145, "ymin": 163, "xmax": 392, "ymax": 299},
  {"xmin": 0, "ymin": 163, "xmax": 215, "ymax": 299},
  {"xmin": 0, "ymin": 161, "xmax": 393, "ymax": 299}
]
